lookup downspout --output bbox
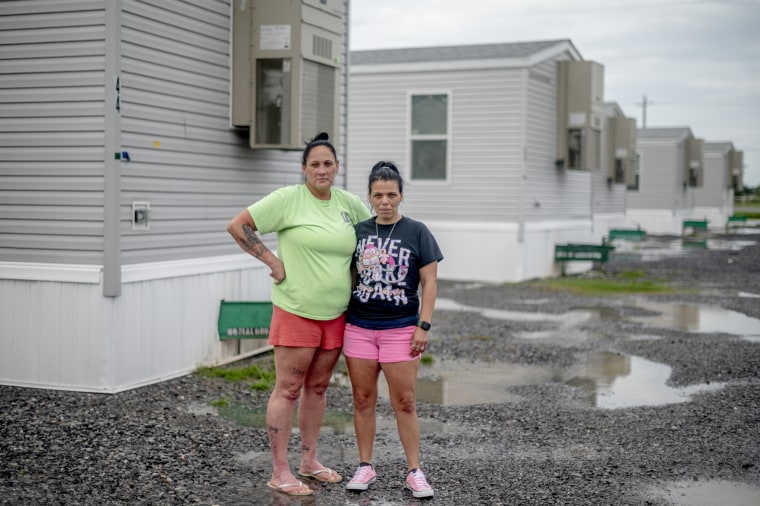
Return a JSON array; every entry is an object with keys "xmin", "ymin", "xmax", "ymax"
[
  {"xmin": 103, "ymin": 0, "xmax": 122, "ymax": 297},
  {"xmin": 517, "ymin": 68, "xmax": 528, "ymax": 243},
  {"xmin": 340, "ymin": 0, "xmax": 350, "ymax": 189}
]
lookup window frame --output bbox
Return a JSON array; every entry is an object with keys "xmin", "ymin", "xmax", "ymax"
[{"xmin": 406, "ymin": 90, "xmax": 452, "ymax": 184}]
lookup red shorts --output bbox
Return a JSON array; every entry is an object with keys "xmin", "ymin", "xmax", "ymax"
[{"xmin": 268, "ymin": 305, "xmax": 345, "ymax": 350}]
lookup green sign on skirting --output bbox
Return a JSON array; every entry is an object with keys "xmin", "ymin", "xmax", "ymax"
[
  {"xmin": 217, "ymin": 300, "xmax": 273, "ymax": 340},
  {"xmin": 554, "ymin": 243, "xmax": 615, "ymax": 263}
]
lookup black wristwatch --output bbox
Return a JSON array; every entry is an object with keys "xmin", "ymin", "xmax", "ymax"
[{"xmin": 416, "ymin": 320, "xmax": 431, "ymax": 331}]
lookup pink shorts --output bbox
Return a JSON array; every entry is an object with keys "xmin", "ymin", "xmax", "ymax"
[
  {"xmin": 268, "ymin": 305, "xmax": 345, "ymax": 350},
  {"xmin": 343, "ymin": 323, "xmax": 419, "ymax": 363}
]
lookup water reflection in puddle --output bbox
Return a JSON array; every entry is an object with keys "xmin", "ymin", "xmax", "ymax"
[
  {"xmin": 374, "ymin": 352, "xmax": 724, "ymax": 410},
  {"xmin": 631, "ymin": 300, "xmax": 760, "ymax": 342},
  {"xmin": 377, "ymin": 360, "xmax": 551, "ymax": 406},
  {"xmin": 565, "ymin": 352, "xmax": 724, "ymax": 409},
  {"xmin": 436, "ymin": 298, "xmax": 593, "ymax": 325},
  {"xmin": 610, "ymin": 237, "xmax": 755, "ymax": 261},
  {"xmin": 650, "ymin": 480, "xmax": 760, "ymax": 506}
]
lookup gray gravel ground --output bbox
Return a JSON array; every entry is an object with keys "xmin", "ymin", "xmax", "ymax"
[{"xmin": 2, "ymin": 229, "xmax": 760, "ymax": 505}]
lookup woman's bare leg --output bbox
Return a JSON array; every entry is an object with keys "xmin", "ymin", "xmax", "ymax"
[
  {"xmin": 267, "ymin": 346, "xmax": 315, "ymax": 492},
  {"xmin": 298, "ymin": 347, "xmax": 343, "ymax": 478},
  {"xmin": 381, "ymin": 359, "xmax": 421, "ymax": 471},
  {"xmin": 346, "ymin": 357, "xmax": 382, "ymax": 464}
]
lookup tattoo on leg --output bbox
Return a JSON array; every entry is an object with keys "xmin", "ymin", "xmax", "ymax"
[{"xmin": 291, "ymin": 367, "xmax": 305, "ymax": 376}]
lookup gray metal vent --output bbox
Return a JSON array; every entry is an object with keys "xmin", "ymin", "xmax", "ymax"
[{"xmin": 312, "ymin": 34, "xmax": 332, "ymax": 60}]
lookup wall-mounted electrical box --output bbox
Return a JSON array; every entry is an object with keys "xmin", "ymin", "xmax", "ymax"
[
  {"xmin": 231, "ymin": 0, "xmax": 344, "ymax": 150},
  {"xmin": 606, "ymin": 116, "xmax": 637, "ymax": 185},
  {"xmin": 556, "ymin": 60, "xmax": 605, "ymax": 170},
  {"xmin": 685, "ymin": 137, "xmax": 704, "ymax": 188},
  {"xmin": 730, "ymin": 149, "xmax": 744, "ymax": 191},
  {"xmin": 132, "ymin": 201, "xmax": 150, "ymax": 231}
]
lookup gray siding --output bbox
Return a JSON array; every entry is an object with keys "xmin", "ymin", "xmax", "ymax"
[
  {"xmin": 591, "ymin": 169, "xmax": 626, "ymax": 215},
  {"xmin": 592, "ymin": 109, "xmax": 626, "ymax": 215},
  {"xmin": 0, "ymin": 0, "xmax": 108, "ymax": 264},
  {"xmin": 524, "ymin": 56, "xmax": 591, "ymax": 220},
  {"xmin": 628, "ymin": 139, "xmax": 691, "ymax": 210},
  {"xmin": 118, "ymin": 0, "xmax": 301, "ymax": 265},
  {"xmin": 1, "ymin": 0, "xmax": 352, "ymax": 267},
  {"xmin": 695, "ymin": 143, "xmax": 731, "ymax": 207},
  {"xmin": 347, "ymin": 68, "xmax": 526, "ymax": 222}
]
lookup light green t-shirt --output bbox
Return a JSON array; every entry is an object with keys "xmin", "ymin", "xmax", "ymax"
[{"xmin": 248, "ymin": 185, "xmax": 371, "ymax": 320}]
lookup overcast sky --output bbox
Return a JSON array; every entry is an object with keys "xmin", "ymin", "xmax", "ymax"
[{"xmin": 349, "ymin": 0, "xmax": 760, "ymax": 187}]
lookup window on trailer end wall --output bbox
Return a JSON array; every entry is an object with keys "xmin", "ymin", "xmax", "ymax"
[{"xmin": 410, "ymin": 93, "xmax": 449, "ymax": 181}]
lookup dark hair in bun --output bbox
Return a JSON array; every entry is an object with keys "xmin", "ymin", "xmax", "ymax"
[
  {"xmin": 302, "ymin": 132, "xmax": 337, "ymax": 164},
  {"xmin": 368, "ymin": 160, "xmax": 403, "ymax": 193}
]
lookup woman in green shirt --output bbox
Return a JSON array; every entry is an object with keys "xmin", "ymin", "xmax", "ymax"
[{"xmin": 227, "ymin": 133, "xmax": 370, "ymax": 496}]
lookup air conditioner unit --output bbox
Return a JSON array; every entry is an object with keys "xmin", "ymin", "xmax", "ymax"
[
  {"xmin": 606, "ymin": 116, "xmax": 636, "ymax": 184},
  {"xmin": 686, "ymin": 137, "xmax": 704, "ymax": 188},
  {"xmin": 556, "ymin": 60, "xmax": 605, "ymax": 170},
  {"xmin": 730, "ymin": 149, "xmax": 744, "ymax": 192},
  {"xmin": 232, "ymin": 0, "xmax": 344, "ymax": 149}
]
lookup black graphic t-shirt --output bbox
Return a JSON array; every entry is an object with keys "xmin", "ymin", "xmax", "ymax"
[{"xmin": 346, "ymin": 216, "xmax": 443, "ymax": 329}]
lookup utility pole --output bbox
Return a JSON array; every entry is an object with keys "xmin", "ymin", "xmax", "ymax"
[{"xmin": 635, "ymin": 94, "xmax": 653, "ymax": 128}]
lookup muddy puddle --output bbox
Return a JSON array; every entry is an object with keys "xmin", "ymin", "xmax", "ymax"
[
  {"xmin": 438, "ymin": 297, "xmax": 760, "ymax": 342},
  {"xmin": 630, "ymin": 299, "xmax": 760, "ymax": 342},
  {"xmin": 436, "ymin": 297, "xmax": 594, "ymax": 324},
  {"xmin": 426, "ymin": 297, "xmax": 757, "ymax": 409},
  {"xmin": 648, "ymin": 480, "xmax": 760, "ymax": 505},
  {"xmin": 191, "ymin": 292, "xmax": 757, "ymax": 424},
  {"xmin": 371, "ymin": 352, "xmax": 725, "ymax": 410},
  {"xmin": 564, "ymin": 351, "xmax": 725, "ymax": 409}
]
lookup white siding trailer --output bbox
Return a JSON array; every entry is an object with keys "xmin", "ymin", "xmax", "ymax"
[
  {"xmin": 347, "ymin": 40, "xmax": 628, "ymax": 282},
  {"xmin": 626, "ymin": 127, "xmax": 701, "ymax": 234},
  {"xmin": 694, "ymin": 141, "xmax": 737, "ymax": 228}
]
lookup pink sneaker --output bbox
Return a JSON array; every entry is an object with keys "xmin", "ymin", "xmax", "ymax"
[
  {"xmin": 405, "ymin": 469, "xmax": 434, "ymax": 498},
  {"xmin": 346, "ymin": 464, "xmax": 376, "ymax": 491}
]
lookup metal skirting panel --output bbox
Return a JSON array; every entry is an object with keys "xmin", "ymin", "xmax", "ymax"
[
  {"xmin": 624, "ymin": 209, "xmax": 694, "ymax": 235},
  {"xmin": 0, "ymin": 257, "xmax": 272, "ymax": 393},
  {"xmin": 428, "ymin": 219, "xmax": 594, "ymax": 283}
]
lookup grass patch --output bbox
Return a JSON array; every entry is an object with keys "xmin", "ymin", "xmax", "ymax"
[
  {"xmin": 616, "ymin": 269, "xmax": 645, "ymax": 279},
  {"xmin": 733, "ymin": 211, "xmax": 760, "ymax": 219},
  {"xmin": 197, "ymin": 360, "xmax": 276, "ymax": 391},
  {"xmin": 420, "ymin": 355, "xmax": 434, "ymax": 365},
  {"xmin": 531, "ymin": 276, "xmax": 675, "ymax": 296},
  {"xmin": 210, "ymin": 398, "xmax": 229, "ymax": 408}
]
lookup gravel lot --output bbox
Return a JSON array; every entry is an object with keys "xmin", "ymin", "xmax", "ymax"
[{"xmin": 2, "ymin": 229, "xmax": 760, "ymax": 506}]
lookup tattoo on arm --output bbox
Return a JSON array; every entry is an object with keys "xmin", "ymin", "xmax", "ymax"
[{"xmin": 237, "ymin": 224, "xmax": 270, "ymax": 260}]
